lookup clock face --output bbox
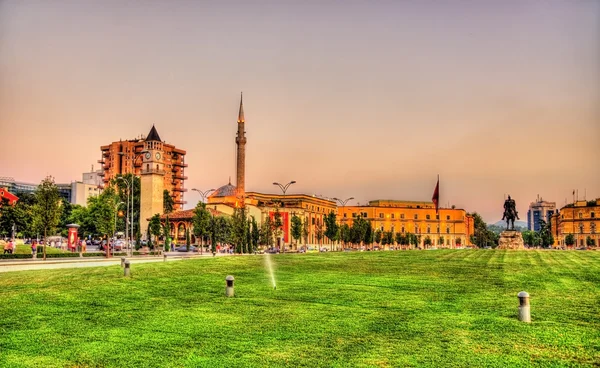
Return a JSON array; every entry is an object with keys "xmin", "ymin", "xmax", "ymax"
[
  {"xmin": 155, "ymin": 152, "xmax": 161, "ymax": 160},
  {"xmin": 145, "ymin": 152, "xmax": 151, "ymax": 160}
]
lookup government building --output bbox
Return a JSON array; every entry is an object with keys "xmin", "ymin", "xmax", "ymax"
[
  {"xmin": 339, "ymin": 200, "xmax": 474, "ymax": 248},
  {"xmin": 98, "ymin": 126, "xmax": 188, "ymax": 211},
  {"xmin": 551, "ymin": 199, "xmax": 599, "ymax": 248}
]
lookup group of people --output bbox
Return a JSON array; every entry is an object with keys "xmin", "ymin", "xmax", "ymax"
[{"xmin": 3, "ymin": 239, "xmax": 15, "ymax": 254}]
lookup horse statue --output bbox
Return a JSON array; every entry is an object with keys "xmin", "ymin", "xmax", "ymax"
[{"xmin": 502, "ymin": 195, "xmax": 519, "ymax": 231}]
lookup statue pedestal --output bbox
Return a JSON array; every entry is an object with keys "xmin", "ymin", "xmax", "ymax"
[{"xmin": 498, "ymin": 231, "xmax": 525, "ymax": 250}]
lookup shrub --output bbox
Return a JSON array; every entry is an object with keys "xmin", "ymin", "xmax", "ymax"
[{"xmin": 0, "ymin": 254, "xmax": 33, "ymax": 259}]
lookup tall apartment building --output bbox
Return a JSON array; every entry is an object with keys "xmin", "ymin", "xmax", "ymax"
[
  {"xmin": 70, "ymin": 166, "xmax": 104, "ymax": 207},
  {"xmin": 527, "ymin": 196, "xmax": 556, "ymax": 231},
  {"xmin": 98, "ymin": 126, "xmax": 188, "ymax": 210}
]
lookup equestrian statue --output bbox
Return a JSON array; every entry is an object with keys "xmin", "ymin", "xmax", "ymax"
[{"xmin": 502, "ymin": 195, "xmax": 519, "ymax": 231}]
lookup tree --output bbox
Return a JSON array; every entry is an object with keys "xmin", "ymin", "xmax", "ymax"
[
  {"xmin": 586, "ymin": 236, "xmax": 594, "ymax": 247},
  {"xmin": 32, "ymin": 176, "xmax": 63, "ymax": 260},
  {"xmin": 163, "ymin": 190, "xmax": 174, "ymax": 214},
  {"xmin": 302, "ymin": 218, "xmax": 310, "ymax": 246},
  {"xmin": 522, "ymin": 230, "xmax": 535, "ymax": 246},
  {"xmin": 192, "ymin": 202, "xmax": 211, "ymax": 249},
  {"xmin": 250, "ymin": 216, "xmax": 259, "ymax": 253},
  {"xmin": 272, "ymin": 210, "xmax": 283, "ymax": 249},
  {"xmin": 149, "ymin": 214, "xmax": 162, "ymax": 250},
  {"xmin": 162, "ymin": 215, "xmax": 172, "ymax": 252},
  {"xmin": 315, "ymin": 222, "xmax": 324, "ymax": 249},
  {"xmin": 231, "ymin": 207, "xmax": 249, "ymax": 253},
  {"xmin": 340, "ymin": 224, "xmax": 351, "ymax": 246},
  {"xmin": 456, "ymin": 237, "xmax": 462, "ymax": 246},
  {"xmin": 0, "ymin": 192, "xmax": 35, "ymax": 239},
  {"xmin": 259, "ymin": 216, "xmax": 274, "ymax": 247},
  {"xmin": 407, "ymin": 232, "xmax": 418, "ymax": 248},
  {"xmin": 324, "ymin": 212, "xmax": 339, "ymax": 251},
  {"xmin": 364, "ymin": 223, "xmax": 373, "ymax": 246},
  {"xmin": 112, "ymin": 174, "xmax": 141, "ymax": 237},
  {"xmin": 538, "ymin": 219, "xmax": 554, "ymax": 248},
  {"xmin": 185, "ymin": 228, "xmax": 191, "ymax": 251},
  {"xmin": 468, "ymin": 212, "xmax": 499, "ymax": 248},
  {"xmin": 383, "ymin": 231, "xmax": 393, "ymax": 246},
  {"xmin": 395, "ymin": 232, "xmax": 405, "ymax": 246},
  {"xmin": 374, "ymin": 229, "xmax": 382, "ymax": 244},
  {"xmin": 291, "ymin": 214, "xmax": 302, "ymax": 247},
  {"xmin": 350, "ymin": 215, "xmax": 369, "ymax": 245},
  {"xmin": 565, "ymin": 233, "xmax": 575, "ymax": 247},
  {"xmin": 439, "ymin": 235, "xmax": 445, "ymax": 247},
  {"xmin": 424, "ymin": 236, "xmax": 432, "ymax": 247}
]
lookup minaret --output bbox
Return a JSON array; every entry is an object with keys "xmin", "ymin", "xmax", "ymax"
[{"xmin": 235, "ymin": 92, "xmax": 246, "ymax": 198}]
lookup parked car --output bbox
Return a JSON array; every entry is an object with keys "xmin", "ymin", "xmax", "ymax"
[
  {"xmin": 320, "ymin": 247, "xmax": 328, "ymax": 252},
  {"xmin": 174, "ymin": 245, "xmax": 197, "ymax": 252}
]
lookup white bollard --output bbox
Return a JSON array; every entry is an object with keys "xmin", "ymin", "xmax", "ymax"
[
  {"xmin": 225, "ymin": 275, "xmax": 235, "ymax": 297},
  {"xmin": 124, "ymin": 260, "xmax": 131, "ymax": 277},
  {"xmin": 518, "ymin": 291, "xmax": 531, "ymax": 323}
]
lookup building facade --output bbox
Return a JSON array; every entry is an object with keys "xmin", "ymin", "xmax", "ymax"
[
  {"xmin": 99, "ymin": 125, "xmax": 187, "ymax": 210},
  {"xmin": 527, "ymin": 196, "xmax": 556, "ymax": 231},
  {"xmin": 0, "ymin": 177, "xmax": 71, "ymax": 202},
  {"xmin": 339, "ymin": 200, "xmax": 474, "ymax": 248},
  {"xmin": 550, "ymin": 199, "xmax": 599, "ymax": 248}
]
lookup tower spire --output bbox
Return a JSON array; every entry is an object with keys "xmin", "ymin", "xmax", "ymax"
[{"xmin": 237, "ymin": 92, "xmax": 245, "ymax": 123}]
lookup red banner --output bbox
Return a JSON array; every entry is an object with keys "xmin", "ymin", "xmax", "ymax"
[{"xmin": 269, "ymin": 211, "xmax": 289, "ymax": 243}]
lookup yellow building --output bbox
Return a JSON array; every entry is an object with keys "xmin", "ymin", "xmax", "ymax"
[
  {"xmin": 551, "ymin": 199, "xmax": 599, "ymax": 248},
  {"xmin": 338, "ymin": 200, "xmax": 474, "ymax": 248}
]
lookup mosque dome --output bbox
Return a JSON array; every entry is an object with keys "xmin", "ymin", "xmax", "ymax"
[{"xmin": 210, "ymin": 182, "xmax": 237, "ymax": 198}]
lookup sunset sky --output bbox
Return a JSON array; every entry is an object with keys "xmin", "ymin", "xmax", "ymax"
[{"xmin": 1, "ymin": 0, "xmax": 598, "ymax": 222}]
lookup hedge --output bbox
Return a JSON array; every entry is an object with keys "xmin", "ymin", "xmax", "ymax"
[
  {"xmin": 0, "ymin": 254, "xmax": 33, "ymax": 259},
  {"xmin": 132, "ymin": 251, "xmax": 161, "ymax": 256}
]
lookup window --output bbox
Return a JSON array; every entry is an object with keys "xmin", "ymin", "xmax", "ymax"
[
  {"xmin": 592, "ymin": 212, "xmax": 596, "ymax": 218},
  {"xmin": 579, "ymin": 224, "xmax": 584, "ymax": 234},
  {"xmin": 380, "ymin": 226, "xmax": 384, "ymax": 231},
  {"xmin": 579, "ymin": 213, "xmax": 583, "ymax": 219},
  {"xmin": 362, "ymin": 212, "xmax": 368, "ymax": 217},
  {"xmin": 352, "ymin": 213, "xmax": 357, "ymax": 218},
  {"xmin": 312, "ymin": 218, "xmax": 315, "ymax": 225},
  {"xmin": 343, "ymin": 213, "xmax": 347, "ymax": 218},
  {"xmin": 391, "ymin": 214, "xmax": 395, "ymax": 219},
  {"xmin": 400, "ymin": 214, "xmax": 405, "ymax": 219},
  {"xmin": 591, "ymin": 223, "xmax": 596, "ymax": 234},
  {"xmin": 414, "ymin": 214, "xmax": 418, "ymax": 220},
  {"xmin": 446, "ymin": 228, "xmax": 450, "ymax": 234},
  {"xmin": 401, "ymin": 227, "xmax": 405, "ymax": 233},
  {"xmin": 379, "ymin": 213, "xmax": 384, "ymax": 218},
  {"xmin": 427, "ymin": 226, "xmax": 431, "ymax": 234},
  {"xmin": 446, "ymin": 215, "xmax": 450, "ymax": 220},
  {"xmin": 436, "ymin": 214, "xmax": 439, "ymax": 220},
  {"xmin": 426, "ymin": 215, "xmax": 430, "ymax": 220}
]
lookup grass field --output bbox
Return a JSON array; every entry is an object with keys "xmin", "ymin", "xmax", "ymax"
[{"xmin": 0, "ymin": 250, "xmax": 599, "ymax": 367}]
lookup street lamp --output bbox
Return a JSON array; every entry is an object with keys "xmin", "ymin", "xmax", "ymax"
[
  {"xmin": 110, "ymin": 201, "xmax": 124, "ymax": 258},
  {"xmin": 273, "ymin": 181, "xmax": 296, "ymax": 195},
  {"xmin": 333, "ymin": 197, "xmax": 354, "ymax": 250},
  {"xmin": 272, "ymin": 181, "xmax": 296, "ymax": 253},
  {"xmin": 192, "ymin": 188, "xmax": 216, "ymax": 255},
  {"xmin": 118, "ymin": 150, "xmax": 147, "ymax": 250},
  {"xmin": 192, "ymin": 188, "xmax": 215, "ymax": 203},
  {"xmin": 117, "ymin": 177, "xmax": 130, "ymax": 254}
]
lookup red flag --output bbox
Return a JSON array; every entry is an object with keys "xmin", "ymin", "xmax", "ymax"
[{"xmin": 432, "ymin": 176, "xmax": 439, "ymax": 214}]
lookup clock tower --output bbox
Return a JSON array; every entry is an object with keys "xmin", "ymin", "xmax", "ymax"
[{"xmin": 140, "ymin": 125, "xmax": 165, "ymax": 237}]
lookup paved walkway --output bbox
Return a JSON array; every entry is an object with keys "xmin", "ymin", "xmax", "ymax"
[{"xmin": 0, "ymin": 252, "xmax": 226, "ymax": 273}]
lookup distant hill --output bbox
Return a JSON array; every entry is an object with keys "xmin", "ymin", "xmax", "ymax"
[{"xmin": 492, "ymin": 220, "xmax": 527, "ymax": 228}]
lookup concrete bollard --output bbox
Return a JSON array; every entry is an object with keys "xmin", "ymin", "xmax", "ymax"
[
  {"xmin": 518, "ymin": 291, "xmax": 531, "ymax": 323},
  {"xmin": 121, "ymin": 257, "xmax": 126, "ymax": 268},
  {"xmin": 163, "ymin": 254, "xmax": 167, "ymax": 262},
  {"xmin": 124, "ymin": 260, "xmax": 131, "ymax": 277},
  {"xmin": 225, "ymin": 275, "xmax": 235, "ymax": 297}
]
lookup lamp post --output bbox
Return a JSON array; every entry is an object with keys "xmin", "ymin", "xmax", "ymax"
[
  {"xmin": 117, "ymin": 177, "xmax": 130, "ymax": 254},
  {"xmin": 118, "ymin": 150, "xmax": 147, "ymax": 253},
  {"xmin": 273, "ymin": 181, "xmax": 296, "ymax": 253},
  {"xmin": 333, "ymin": 197, "xmax": 354, "ymax": 249},
  {"xmin": 110, "ymin": 201, "xmax": 124, "ymax": 258},
  {"xmin": 192, "ymin": 188, "xmax": 215, "ymax": 255},
  {"xmin": 192, "ymin": 188, "xmax": 215, "ymax": 203}
]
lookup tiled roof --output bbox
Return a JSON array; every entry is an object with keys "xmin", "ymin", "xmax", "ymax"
[
  {"xmin": 160, "ymin": 207, "xmax": 222, "ymax": 220},
  {"xmin": 210, "ymin": 183, "xmax": 237, "ymax": 198}
]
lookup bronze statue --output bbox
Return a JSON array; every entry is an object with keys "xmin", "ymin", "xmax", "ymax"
[{"xmin": 502, "ymin": 195, "xmax": 519, "ymax": 230}]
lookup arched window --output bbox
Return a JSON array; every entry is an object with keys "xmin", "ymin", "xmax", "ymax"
[{"xmin": 426, "ymin": 214, "xmax": 430, "ymax": 220}]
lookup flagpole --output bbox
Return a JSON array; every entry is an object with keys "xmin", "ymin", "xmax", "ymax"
[{"xmin": 437, "ymin": 174, "xmax": 441, "ymax": 248}]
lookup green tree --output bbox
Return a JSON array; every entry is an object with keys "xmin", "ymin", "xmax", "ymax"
[
  {"xmin": 272, "ymin": 210, "xmax": 283, "ymax": 249},
  {"xmin": 315, "ymin": 222, "xmax": 324, "ymax": 250},
  {"xmin": 259, "ymin": 216, "xmax": 274, "ymax": 247},
  {"xmin": 364, "ymin": 223, "xmax": 373, "ymax": 246},
  {"xmin": 112, "ymin": 174, "xmax": 141, "ymax": 237},
  {"xmin": 302, "ymin": 217, "xmax": 310, "ymax": 246},
  {"xmin": 395, "ymin": 232, "xmax": 405, "ymax": 246},
  {"xmin": 324, "ymin": 212, "xmax": 339, "ymax": 251},
  {"xmin": 185, "ymin": 228, "xmax": 191, "ymax": 251},
  {"xmin": 149, "ymin": 214, "xmax": 162, "ymax": 249},
  {"xmin": 538, "ymin": 219, "xmax": 554, "ymax": 248},
  {"xmin": 374, "ymin": 229, "xmax": 382, "ymax": 244},
  {"xmin": 468, "ymin": 212, "xmax": 498, "ymax": 248},
  {"xmin": 250, "ymin": 216, "xmax": 259, "ymax": 253},
  {"xmin": 192, "ymin": 202, "xmax": 211, "ymax": 249},
  {"xmin": 350, "ymin": 215, "xmax": 369, "ymax": 245},
  {"xmin": 163, "ymin": 215, "xmax": 171, "ymax": 252},
  {"xmin": 522, "ymin": 230, "xmax": 535, "ymax": 246},
  {"xmin": 439, "ymin": 235, "xmax": 445, "ymax": 247},
  {"xmin": 564, "ymin": 233, "xmax": 575, "ymax": 247},
  {"xmin": 340, "ymin": 224, "xmax": 351, "ymax": 246},
  {"xmin": 58, "ymin": 198, "xmax": 74, "ymax": 237},
  {"xmin": 407, "ymin": 232, "xmax": 419, "ymax": 248},
  {"xmin": 291, "ymin": 215, "xmax": 302, "ymax": 247},
  {"xmin": 383, "ymin": 231, "xmax": 393, "ymax": 246},
  {"xmin": 456, "ymin": 237, "xmax": 462, "ymax": 247},
  {"xmin": 231, "ymin": 207, "xmax": 249, "ymax": 253},
  {"xmin": 0, "ymin": 192, "xmax": 35, "ymax": 239},
  {"xmin": 32, "ymin": 176, "xmax": 63, "ymax": 260},
  {"xmin": 424, "ymin": 236, "xmax": 432, "ymax": 247},
  {"xmin": 586, "ymin": 236, "xmax": 595, "ymax": 247},
  {"xmin": 163, "ymin": 189, "xmax": 175, "ymax": 214}
]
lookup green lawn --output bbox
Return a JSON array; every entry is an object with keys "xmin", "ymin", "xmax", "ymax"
[
  {"xmin": 14, "ymin": 245, "xmax": 68, "ymax": 255},
  {"xmin": 0, "ymin": 250, "xmax": 599, "ymax": 368}
]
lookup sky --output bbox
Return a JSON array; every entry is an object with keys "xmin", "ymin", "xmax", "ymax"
[{"xmin": 1, "ymin": 0, "xmax": 599, "ymax": 223}]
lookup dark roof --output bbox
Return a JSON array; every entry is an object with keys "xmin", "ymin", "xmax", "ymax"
[
  {"xmin": 160, "ymin": 208, "xmax": 223, "ymax": 220},
  {"xmin": 210, "ymin": 183, "xmax": 237, "ymax": 198},
  {"xmin": 146, "ymin": 125, "xmax": 162, "ymax": 142}
]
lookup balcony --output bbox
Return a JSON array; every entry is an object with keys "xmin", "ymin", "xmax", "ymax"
[
  {"xmin": 141, "ymin": 169, "xmax": 165, "ymax": 175},
  {"xmin": 173, "ymin": 174, "xmax": 188, "ymax": 180},
  {"xmin": 173, "ymin": 187, "xmax": 188, "ymax": 192},
  {"xmin": 173, "ymin": 162, "xmax": 188, "ymax": 168},
  {"xmin": 97, "ymin": 160, "xmax": 105, "ymax": 164},
  {"xmin": 174, "ymin": 200, "xmax": 187, "ymax": 205}
]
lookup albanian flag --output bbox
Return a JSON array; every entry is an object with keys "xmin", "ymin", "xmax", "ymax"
[{"xmin": 432, "ymin": 176, "xmax": 439, "ymax": 214}]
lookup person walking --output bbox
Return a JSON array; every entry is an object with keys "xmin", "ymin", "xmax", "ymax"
[{"xmin": 31, "ymin": 241, "xmax": 37, "ymax": 258}]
